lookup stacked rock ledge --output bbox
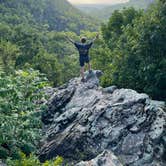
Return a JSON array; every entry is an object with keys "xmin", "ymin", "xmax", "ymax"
[{"xmin": 39, "ymin": 70, "xmax": 166, "ymax": 166}]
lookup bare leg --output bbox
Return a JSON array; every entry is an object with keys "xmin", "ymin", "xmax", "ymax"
[
  {"xmin": 80, "ymin": 66, "xmax": 84, "ymax": 80},
  {"xmin": 88, "ymin": 63, "xmax": 92, "ymax": 73},
  {"xmin": 88, "ymin": 63, "xmax": 91, "ymax": 71}
]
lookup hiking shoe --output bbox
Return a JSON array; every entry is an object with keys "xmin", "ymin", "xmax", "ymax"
[
  {"xmin": 89, "ymin": 70, "xmax": 93, "ymax": 74},
  {"xmin": 81, "ymin": 78, "xmax": 86, "ymax": 83}
]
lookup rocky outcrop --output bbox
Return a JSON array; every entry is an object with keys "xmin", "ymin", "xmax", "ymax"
[
  {"xmin": 76, "ymin": 150, "xmax": 123, "ymax": 166},
  {"xmin": 0, "ymin": 161, "xmax": 6, "ymax": 166},
  {"xmin": 39, "ymin": 70, "xmax": 166, "ymax": 166}
]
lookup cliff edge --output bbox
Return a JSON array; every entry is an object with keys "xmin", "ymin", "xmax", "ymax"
[{"xmin": 39, "ymin": 70, "xmax": 165, "ymax": 166}]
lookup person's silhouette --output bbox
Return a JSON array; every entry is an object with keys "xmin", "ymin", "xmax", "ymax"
[{"xmin": 66, "ymin": 33, "xmax": 99, "ymax": 82}]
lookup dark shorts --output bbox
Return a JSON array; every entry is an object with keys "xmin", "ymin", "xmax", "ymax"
[{"xmin": 79, "ymin": 55, "xmax": 90, "ymax": 67}]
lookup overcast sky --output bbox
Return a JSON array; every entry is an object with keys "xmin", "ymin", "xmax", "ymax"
[{"xmin": 67, "ymin": 0, "xmax": 129, "ymax": 5}]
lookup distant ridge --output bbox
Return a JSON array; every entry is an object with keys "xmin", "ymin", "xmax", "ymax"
[{"xmin": 75, "ymin": 0, "xmax": 156, "ymax": 19}]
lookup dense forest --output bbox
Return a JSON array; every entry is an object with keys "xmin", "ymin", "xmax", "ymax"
[
  {"xmin": 0, "ymin": 0, "xmax": 98, "ymax": 32},
  {"xmin": 0, "ymin": 0, "xmax": 165, "ymax": 165}
]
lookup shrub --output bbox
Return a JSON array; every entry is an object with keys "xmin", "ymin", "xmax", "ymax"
[
  {"xmin": 6, "ymin": 152, "xmax": 63, "ymax": 166},
  {"xmin": 0, "ymin": 69, "xmax": 48, "ymax": 160}
]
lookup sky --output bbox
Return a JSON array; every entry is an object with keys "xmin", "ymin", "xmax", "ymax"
[{"xmin": 67, "ymin": 0, "xmax": 129, "ymax": 5}]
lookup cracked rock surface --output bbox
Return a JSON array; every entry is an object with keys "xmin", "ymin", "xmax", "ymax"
[{"xmin": 39, "ymin": 70, "xmax": 166, "ymax": 166}]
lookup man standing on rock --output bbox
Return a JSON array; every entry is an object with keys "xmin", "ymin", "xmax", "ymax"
[{"xmin": 66, "ymin": 33, "xmax": 99, "ymax": 82}]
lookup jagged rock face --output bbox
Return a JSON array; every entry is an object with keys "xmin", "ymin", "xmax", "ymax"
[{"xmin": 39, "ymin": 71, "xmax": 166, "ymax": 166}]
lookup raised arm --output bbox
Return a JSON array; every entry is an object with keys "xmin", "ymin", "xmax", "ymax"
[
  {"xmin": 66, "ymin": 36, "xmax": 75, "ymax": 44},
  {"xmin": 92, "ymin": 33, "xmax": 99, "ymax": 42}
]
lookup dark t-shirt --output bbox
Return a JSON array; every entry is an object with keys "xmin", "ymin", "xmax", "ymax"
[{"xmin": 74, "ymin": 42, "xmax": 93, "ymax": 56}]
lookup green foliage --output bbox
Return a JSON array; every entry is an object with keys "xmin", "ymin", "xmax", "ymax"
[
  {"xmin": 7, "ymin": 152, "xmax": 41, "ymax": 166},
  {"xmin": 102, "ymin": 7, "xmax": 142, "ymax": 49},
  {"xmin": 0, "ymin": 0, "xmax": 165, "ymax": 165},
  {"xmin": 32, "ymin": 49, "xmax": 62, "ymax": 86},
  {"xmin": 0, "ymin": 0, "xmax": 100, "ymax": 87},
  {"xmin": 42, "ymin": 156, "xmax": 63, "ymax": 166},
  {"xmin": 0, "ymin": 69, "xmax": 48, "ymax": 160},
  {"xmin": 0, "ymin": 40, "xmax": 20, "ymax": 73},
  {"xmin": 97, "ymin": 1, "xmax": 166, "ymax": 100},
  {"xmin": 0, "ymin": 0, "xmax": 98, "ymax": 33},
  {"xmin": 0, "ymin": 9, "xmax": 83, "ymax": 85},
  {"xmin": 6, "ymin": 152, "xmax": 63, "ymax": 166},
  {"xmin": 0, "ymin": 24, "xmax": 79, "ymax": 86}
]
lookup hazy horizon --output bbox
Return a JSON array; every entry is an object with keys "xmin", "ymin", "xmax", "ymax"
[{"xmin": 67, "ymin": 0, "xmax": 129, "ymax": 5}]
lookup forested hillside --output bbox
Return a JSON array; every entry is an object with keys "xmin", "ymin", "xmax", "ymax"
[
  {"xmin": 0, "ymin": 0, "xmax": 99, "ymax": 86},
  {"xmin": 0, "ymin": 0, "xmax": 99, "ymax": 162},
  {"xmin": 0, "ymin": 0, "xmax": 98, "ymax": 32},
  {"xmin": 76, "ymin": 0, "xmax": 156, "ymax": 19},
  {"xmin": 92, "ymin": 3, "xmax": 166, "ymax": 100},
  {"xmin": 0, "ymin": 0, "xmax": 165, "ymax": 165}
]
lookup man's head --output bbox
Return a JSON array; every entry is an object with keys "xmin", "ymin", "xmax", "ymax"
[{"xmin": 81, "ymin": 37, "xmax": 87, "ymax": 43}]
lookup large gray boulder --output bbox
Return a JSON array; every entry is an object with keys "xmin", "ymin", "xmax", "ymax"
[{"xmin": 39, "ymin": 70, "xmax": 166, "ymax": 166}]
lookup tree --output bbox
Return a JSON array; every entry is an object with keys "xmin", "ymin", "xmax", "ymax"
[
  {"xmin": 32, "ymin": 49, "xmax": 63, "ymax": 86},
  {"xmin": 0, "ymin": 69, "xmax": 48, "ymax": 160},
  {"xmin": 0, "ymin": 40, "xmax": 20, "ymax": 72},
  {"xmin": 101, "ymin": 1, "xmax": 166, "ymax": 100}
]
